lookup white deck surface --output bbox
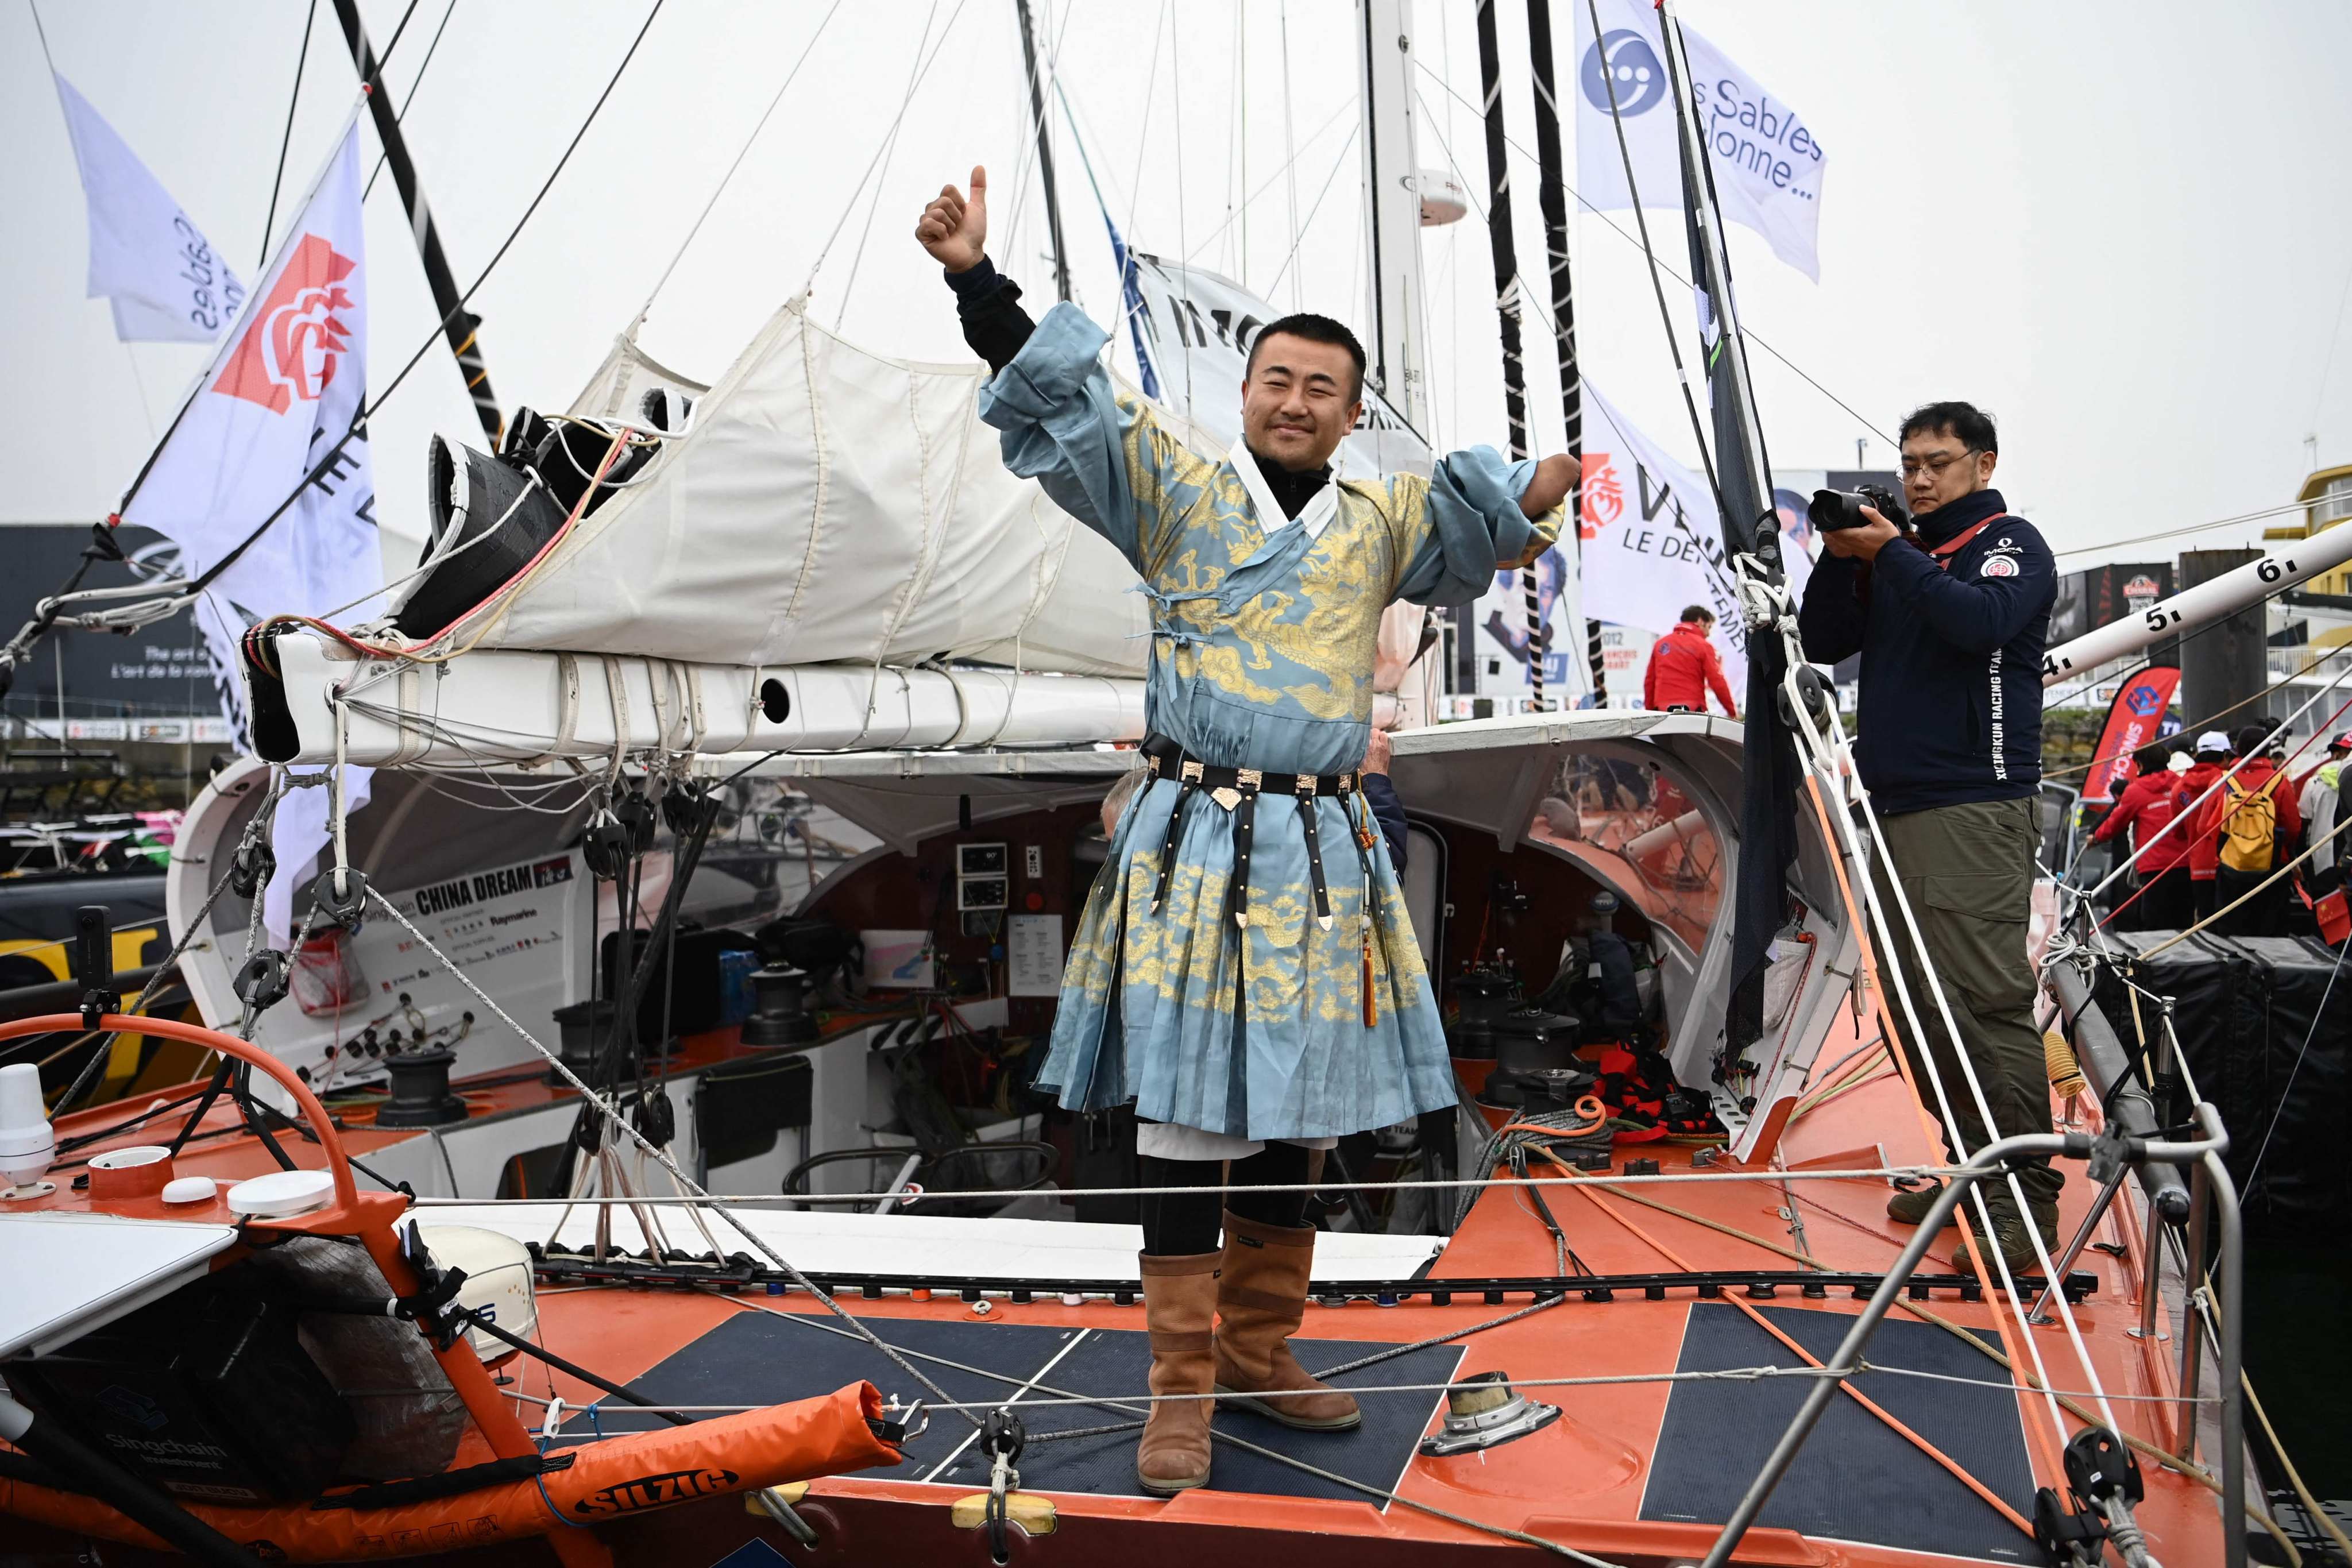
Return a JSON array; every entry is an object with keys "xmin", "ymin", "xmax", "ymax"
[
  {"xmin": 420, "ymin": 1202, "xmax": 1443, "ymax": 1284},
  {"xmin": 0, "ymin": 1212, "xmax": 238, "ymax": 1360}
]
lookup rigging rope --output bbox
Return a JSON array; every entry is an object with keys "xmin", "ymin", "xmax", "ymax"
[
  {"xmin": 371, "ymin": 0, "xmax": 422, "ymax": 69},
  {"xmin": 1579, "ymin": 0, "xmax": 1729, "ymax": 534},
  {"xmin": 1790, "ymin": 711, "xmax": 2110, "ymax": 1469},
  {"xmin": 2080, "ymin": 655, "xmax": 2352, "ymax": 901},
  {"xmin": 363, "ymin": 0, "xmax": 458, "ymax": 201},
  {"xmin": 713, "ymin": 1291, "xmax": 1625, "ymax": 1567},
  {"xmin": 828, "ymin": 0, "xmax": 955, "ymax": 331},
  {"xmin": 2046, "ymin": 646, "xmax": 2351, "ymax": 781},
  {"xmin": 259, "ymin": 0, "xmax": 320, "ymax": 269},
  {"xmin": 1412, "ymin": 59, "xmax": 1890, "ymax": 451},
  {"xmin": 361, "ymin": 882, "xmax": 982, "ymax": 1431},
  {"xmin": 44, "ymin": 0, "xmax": 668, "ymax": 666},
  {"xmin": 800, "ymin": 0, "xmax": 965, "ymax": 304}
]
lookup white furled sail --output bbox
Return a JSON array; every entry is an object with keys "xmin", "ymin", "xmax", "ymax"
[
  {"xmin": 451, "ymin": 295, "xmax": 1150, "ymax": 678},
  {"xmin": 565, "ymin": 331, "xmax": 709, "ymax": 423}
]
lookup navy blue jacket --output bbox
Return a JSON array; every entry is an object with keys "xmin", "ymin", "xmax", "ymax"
[
  {"xmin": 1797, "ymin": 489, "xmax": 2055, "ymax": 815},
  {"xmin": 1362, "ymin": 773, "xmax": 1409, "ymax": 872}
]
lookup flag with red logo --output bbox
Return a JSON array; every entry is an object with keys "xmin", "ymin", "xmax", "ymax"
[
  {"xmin": 2083, "ymin": 667, "xmax": 2181, "ymax": 806},
  {"xmin": 116, "ymin": 108, "xmax": 380, "ymax": 940},
  {"xmin": 119, "ymin": 109, "xmax": 380, "ymax": 728},
  {"xmin": 1571, "ymin": 384, "xmax": 1755, "ymax": 690}
]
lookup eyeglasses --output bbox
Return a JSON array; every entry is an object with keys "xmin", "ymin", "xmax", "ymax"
[{"xmin": 1900, "ymin": 449, "xmax": 1978, "ymax": 480}]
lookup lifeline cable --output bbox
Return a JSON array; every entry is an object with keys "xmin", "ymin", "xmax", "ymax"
[
  {"xmin": 362, "ymin": 885, "xmax": 981, "ymax": 1431},
  {"xmin": 715, "ymin": 1290, "xmax": 1628, "ymax": 1568},
  {"xmin": 258, "ymin": 0, "xmax": 320, "ymax": 269},
  {"xmin": 1789, "ymin": 688, "xmax": 2122, "ymax": 1458}
]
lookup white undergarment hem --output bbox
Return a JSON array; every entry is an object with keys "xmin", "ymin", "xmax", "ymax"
[{"xmin": 1134, "ymin": 1121, "xmax": 1339, "ymax": 1161}]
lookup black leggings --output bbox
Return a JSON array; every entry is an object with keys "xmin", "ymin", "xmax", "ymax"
[{"xmin": 1138, "ymin": 1142, "xmax": 1312, "ymax": 1257}]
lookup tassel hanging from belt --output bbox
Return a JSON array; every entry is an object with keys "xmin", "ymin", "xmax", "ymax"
[{"xmin": 1351, "ymin": 793, "xmax": 1380, "ymax": 1028}]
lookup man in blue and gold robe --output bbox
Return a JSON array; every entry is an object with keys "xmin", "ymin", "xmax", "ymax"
[{"xmin": 919, "ymin": 168, "xmax": 1568, "ymax": 1494}]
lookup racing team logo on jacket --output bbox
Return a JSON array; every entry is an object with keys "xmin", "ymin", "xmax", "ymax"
[
  {"xmin": 210, "ymin": 234, "xmax": 357, "ymax": 415},
  {"xmin": 1980, "ymin": 555, "xmax": 2019, "ymax": 577}
]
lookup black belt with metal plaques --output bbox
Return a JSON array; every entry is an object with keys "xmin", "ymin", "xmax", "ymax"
[{"xmin": 1139, "ymin": 735, "xmax": 1357, "ymax": 931}]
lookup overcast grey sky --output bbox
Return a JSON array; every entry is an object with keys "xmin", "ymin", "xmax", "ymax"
[{"xmin": 7, "ymin": 1, "xmax": 2351, "ymax": 577}]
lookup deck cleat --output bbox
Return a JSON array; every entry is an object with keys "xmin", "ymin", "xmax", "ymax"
[{"xmin": 1416, "ymin": 1371, "xmax": 1563, "ymax": 1457}]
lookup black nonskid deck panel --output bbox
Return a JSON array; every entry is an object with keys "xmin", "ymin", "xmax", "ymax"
[
  {"xmin": 565, "ymin": 1308, "xmax": 1462, "ymax": 1507},
  {"xmin": 1640, "ymin": 1302, "xmax": 2038, "ymax": 1563}
]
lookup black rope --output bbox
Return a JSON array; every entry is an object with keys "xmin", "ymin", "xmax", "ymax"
[
  {"xmin": 364, "ymin": 0, "xmax": 459, "ymax": 200},
  {"xmin": 371, "ymin": 0, "xmax": 422, "ymax": 69},
  {"xmin": 165, "ymin": 1057, "xmax": 237, "ymax": 1157},
  {"xmin": 47, "ymin": 1028, "xmax": 119, "ymax": 1118},
  {"xmin": 54, "ymin": 1084, "xmax": 209, "ymax": 1154},
  {"xmin": 258, "ymin": 0, "xmax": 320, "ymax": 271}
]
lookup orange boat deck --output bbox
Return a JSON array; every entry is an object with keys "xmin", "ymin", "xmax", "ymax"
[{"xmin": 16, "ymin": 1010, "xmax": 2227, "ymax": 1567}]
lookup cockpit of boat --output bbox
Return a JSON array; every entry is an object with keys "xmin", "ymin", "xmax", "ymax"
[{"xmin": 150, "ymin": 709, "xmax": 1847, "ymax": 1216}]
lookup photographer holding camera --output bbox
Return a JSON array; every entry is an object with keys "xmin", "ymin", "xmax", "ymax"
[{"xmin": 1797, "ymin": 402, "xmax": 2060, "ymax": 1281}]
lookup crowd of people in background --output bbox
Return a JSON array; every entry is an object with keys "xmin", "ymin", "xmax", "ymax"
[{"xmin": 2091, "ymin": 722, "xmax": 2351, "ymax": 936}]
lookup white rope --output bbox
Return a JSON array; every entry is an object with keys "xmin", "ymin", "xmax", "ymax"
[
  {"xmin": 802, "ymin": 0, "xmax": 966, "ymax": 308},
  {"xmin": 408, "ymin": 1164, "xmax": 1963, "ymax": 1207},
  {"xmin": 715, "ymin": 1291, "xmax": 1625, "ymax": 1568},
  {"xmin": 629, "ymin": 0, "xmax": 842, "ymax": 331},
  {"xmin": 1776, "ymin": 623, "xmax": 2115, "ymax": 1446}
]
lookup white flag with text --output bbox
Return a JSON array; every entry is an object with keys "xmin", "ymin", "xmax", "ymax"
[
  {"xmin": 53, "ymin": 73, "xmax": 246, "ymax": 343},
  {"xmin": 1573, "ymin": 0, "xmax": 1826, "ymax": 281},
  {"xmin": 117, "ymin": 113, "xmax": 381, "ymax": 939},
  {"xmin": 1579, "ymin": 385, "xmax": 1749, "ymax": 691}
]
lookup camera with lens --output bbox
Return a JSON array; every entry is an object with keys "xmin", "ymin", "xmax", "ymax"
[{"xmin": 1808, "ymin": 484, "xmax": 1910, "ymax": 534}]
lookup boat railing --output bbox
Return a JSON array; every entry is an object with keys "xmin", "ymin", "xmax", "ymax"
[{"xmin": 1701, "ymin": 1113, "xmax": 2243, "ymax": 1568}]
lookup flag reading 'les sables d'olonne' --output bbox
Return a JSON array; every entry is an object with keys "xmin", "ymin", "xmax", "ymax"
[{"xmin": 1573, "ymin": 0, "xmax": 1828, "ymax": 281}]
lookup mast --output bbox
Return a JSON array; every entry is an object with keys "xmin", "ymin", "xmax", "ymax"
[
  {"xmin": 1524, "ymin": 0, "xmax": 1598, "ymax": 708},
  {"xmin": 1353, "ymin": 0, "xmax": 1430, "ymax": 437},
  {"xmin": 331, "ymin": 0, "xmax": 501, "ymax": 443},
  {"xmin": 1655, "ymin": 0, "xmax": 1793, "ymax": 1051},
  {"xmin": 1014, "ymin": 0, "xmax": 1072, "ymax": 304},
  {"xmin": 1656, "ymin": 3, "xmax": 1773, "ymax": 561},
  {"xmin": 1471, "ymin": 2, "xmax": 1542, "ymax": 708}
]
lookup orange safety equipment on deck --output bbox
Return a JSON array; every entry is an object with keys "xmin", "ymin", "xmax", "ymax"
[
  {"xmin": 0, "ymin": 1383, "xmax": 902, "ymax": 1561},
  {"xmin": 0, "ymin": 1013, "xmax": 897, "ymax": 1563}
]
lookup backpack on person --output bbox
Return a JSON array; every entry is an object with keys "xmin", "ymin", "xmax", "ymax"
[{"xmin": 2219, "ymin": 772, "xmax": 2281, "ymax": 873}]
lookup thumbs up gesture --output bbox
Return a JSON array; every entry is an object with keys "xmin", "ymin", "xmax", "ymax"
[{"xmin": 916, "ymin": 165, "xmax": 989, "ymax": 273}]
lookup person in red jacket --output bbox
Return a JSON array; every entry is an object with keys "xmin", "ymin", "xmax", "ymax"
[
  {"xmin": 2172, "ymin": 732, "xmax": 2231, "ymax": 920},
  {"xmin": 2186, "ymin": 722, "xmax": 2303, "ymax": 935},
  {"xmin": 2092, "ymin": 744, "xmax": 2192, "ymax": 929},
  {"xmin": 1643, "ymin": 607, "xmax": 1739, "ymax": 719}
]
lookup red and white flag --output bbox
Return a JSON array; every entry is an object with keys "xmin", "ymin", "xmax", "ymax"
[
  {"xmin": 119, "ymin": 110, "xmax": 381, "ymax": 937},
  {"xmin": 123, "ymin": 111, "xmax": 380, "ymax": 653}
]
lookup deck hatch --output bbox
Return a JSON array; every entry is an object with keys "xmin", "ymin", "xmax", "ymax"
[{"xmin": 1640, "ymin": 1301, "xmax": 2037, "ymax": 1563}]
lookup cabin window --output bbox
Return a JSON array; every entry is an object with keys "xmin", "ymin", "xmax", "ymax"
[{"xmin": 1530, "ymin": 753, "xmax": 1723, "ymax": 956}]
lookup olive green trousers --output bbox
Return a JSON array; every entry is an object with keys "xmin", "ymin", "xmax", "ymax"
[{"xmin": 1866, "ymin": 795, "xmax": 2062, "ymax": 1210}]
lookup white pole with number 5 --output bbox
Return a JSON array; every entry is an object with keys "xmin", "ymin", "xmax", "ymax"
[{"xmin": 2040, "ymin": 522, "xmax": 2352, "ymax": 685}]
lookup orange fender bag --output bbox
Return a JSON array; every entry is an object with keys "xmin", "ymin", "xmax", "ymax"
[{"xmin": 1, "ymin": 1381, "xmax": 900, "ymax": 1561}]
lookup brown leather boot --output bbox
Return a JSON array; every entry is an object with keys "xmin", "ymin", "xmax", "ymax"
[
  {"xmin": 1212, "ymin": 1212, "xmax": 1362, "ymax": 1431},
  {"xmin": 1136, "ymin": 1252, "xmax": 1220, "ymax": 1495}
]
